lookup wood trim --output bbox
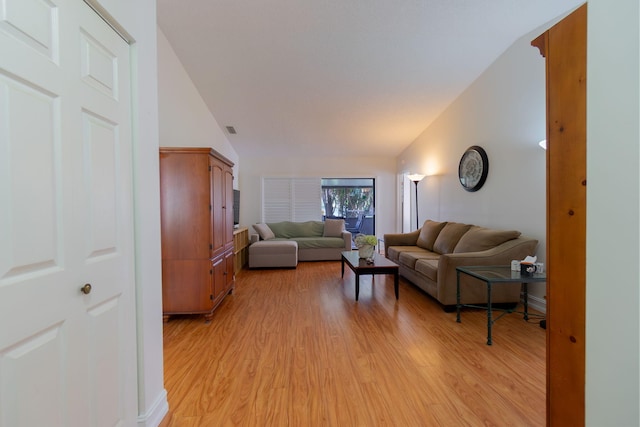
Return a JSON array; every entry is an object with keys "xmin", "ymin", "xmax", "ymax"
[
  {"xmin": 531, "ymin": 33, "xmax": 547, "ymax": 58},
  {"xmin": 534, "ymin": 4, "xmax": 587, "ymax": 426},
  {"xmin": 160, "ymin": 146, "xmax": 234, "ymax": 167}
]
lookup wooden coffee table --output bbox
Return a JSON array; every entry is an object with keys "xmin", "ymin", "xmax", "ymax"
[{"xmin": 341, "ymin": 251, "xmax": 399, "ymax": 301}]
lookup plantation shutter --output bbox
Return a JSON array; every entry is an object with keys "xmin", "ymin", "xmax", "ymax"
[
  {"xmin": 262, "ymin": 178, "xmax": 291, "ymax": 222},
  {"xmin": 262, "ymin": 177, "xmax": 322, "ymax": 223}
]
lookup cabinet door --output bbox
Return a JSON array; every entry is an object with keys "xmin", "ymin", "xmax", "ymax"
[
  {"xmin": 225, "ymin": 250, "xmax": 235, "ymax": 291},
  {"xmin": 211, "ymin": 255, "xmax": 226, "ymax": 302},
  {"xmin": 224, "ymin": 166, "xmax": 235, "ymax": 250},
  {"xmin": 210, "ymin": 157, "xmax": 225, "ymax": 257}
]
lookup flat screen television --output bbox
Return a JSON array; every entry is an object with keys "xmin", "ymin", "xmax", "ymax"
[{"xmin": 233, "ymin": 189, "xmax": 240, "ymax": 226}]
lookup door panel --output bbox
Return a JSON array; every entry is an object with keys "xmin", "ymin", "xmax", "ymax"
[
  {"xmin": 1, "ymin": 323, "xmax": 66, "ymax": 427},
  {"xmin": 0, "ymin": 0, "xmax": 136, "ymax": 425},
  {"xmin": 87, "ymin": 297, "xmax": 121, "ymax": 426},
  {"xmin": 80, "ymin": 28, "xmax": 118, "ymax": 99},
  {"xmin": 0, "ymin": 0, "xmax": 58, "ymax": 61},
  {"xmin": 0, "ymin": 72, "xmax": 61, "ymax": 280},
  {"xmin": 82, "ymin": 111, "xmax": 119, "ymax": 258}
]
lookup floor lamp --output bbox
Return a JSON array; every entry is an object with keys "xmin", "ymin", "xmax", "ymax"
[{"xmin": 407, "ymin": 174, "xmax": 426, "ymax": 230}]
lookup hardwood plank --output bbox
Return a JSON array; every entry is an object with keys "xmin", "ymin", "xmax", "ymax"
[{"xmin": 161, "ymin": 261, "xmax": 545, "ymax": 426}]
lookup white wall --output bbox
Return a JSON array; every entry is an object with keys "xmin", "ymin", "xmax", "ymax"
[
  {"xmin": 396, "ymin": 28, "xmax": 548, "ymax": 305},
  {"xmin": 586, "ymin": 0, "xmax": 640, "ymax": 425},
  {"xmin": 157, "ymin": 29, "xmax": 240, "ymax": 181},
  {"xmin": 87, "ymin": 1, "xmax": 167, "ymax": 426},
  {"xmin": 239, "ymin": 156, "xmax": 397, "ymax": 239}
]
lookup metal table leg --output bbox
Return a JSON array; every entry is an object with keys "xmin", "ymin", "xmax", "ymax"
[
  {"xmin": 486, "ymin": 280, "xmax": 492, "ymax": 346},
  {"xmin": 456, "ymin": 270, "xmax": 461, "ymax": 323},
  {"xmin": 523, "ymin": 282, "xmax": 529, "ymax": 321}
]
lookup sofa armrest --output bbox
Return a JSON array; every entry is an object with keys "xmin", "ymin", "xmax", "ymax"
[
  {"xmin": 436, "ymin": 237, "xmax": 539, "ymax": 305},
  {"xmin": 341, "ymin": 230, "xmax": 352, "ymax": 251},
  {"xmin": 383, "ymin": 230, "xmax": 420, "ymax": 254},
  {"xmin": 250, "ymin": 233, "xmax": 260, "ymax": 244}
]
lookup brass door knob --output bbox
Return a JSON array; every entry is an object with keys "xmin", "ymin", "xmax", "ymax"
[{"xmin": 81, "ymin": 283, "xmax": 92, "ymax": 295}]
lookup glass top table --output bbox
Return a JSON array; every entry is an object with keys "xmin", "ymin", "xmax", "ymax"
[{"xmin": 455, "ymin": 265, "xmax": 546, "ymax": 345}]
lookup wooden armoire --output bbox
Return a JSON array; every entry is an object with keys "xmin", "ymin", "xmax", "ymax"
[{"xmin": 159, "ymin": 147, "xmax": 235, "ymax": 321}]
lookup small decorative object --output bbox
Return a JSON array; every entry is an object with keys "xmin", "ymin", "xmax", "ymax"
[
  {"xmin": 458, "ymin": 145, "xmax": 489, "ymax": 192},
  {"xmin": 520, "ymin": 262, "xmax": 536, "ymax": 277},
  {"xmin": 354, "ymin": 234, "xmax": 377, "ymax": 261}
]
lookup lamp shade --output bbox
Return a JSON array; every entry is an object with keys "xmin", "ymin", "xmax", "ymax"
[{"xmin": 407, "ymin": 173, "xmax": 426, "ymax": 182}]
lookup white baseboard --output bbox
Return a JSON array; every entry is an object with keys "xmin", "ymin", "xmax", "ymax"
[
  {"xmin": 526, "ymin": 294, "xmax": 547, "ymax": 314},
  {"xmin": 137, "ymin": 389, "xmax": 169, "ymax": 427}
]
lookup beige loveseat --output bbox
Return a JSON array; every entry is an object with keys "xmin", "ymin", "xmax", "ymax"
[{"xmin": 384, "ymin": 220, "xmax": 538, "ymax": 309}]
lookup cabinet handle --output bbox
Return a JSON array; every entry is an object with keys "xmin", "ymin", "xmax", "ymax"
[{"xmin": 81, "ymin": 283, "xmax": 92, "ymax": 294}]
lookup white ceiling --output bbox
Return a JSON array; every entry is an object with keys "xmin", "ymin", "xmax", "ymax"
[{"xmin": 156, "ymin": 0, "xmax": 583, "ymax": 158}]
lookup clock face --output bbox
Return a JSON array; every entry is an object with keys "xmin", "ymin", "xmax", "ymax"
[{"xmin": 458, "ymin": 146, "xmax": 488, "ymax": 192}]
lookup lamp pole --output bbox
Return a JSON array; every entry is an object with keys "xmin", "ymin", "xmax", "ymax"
[{"xmin": 407, "ymin": 174, "xmax": 426, "ymax": 230}]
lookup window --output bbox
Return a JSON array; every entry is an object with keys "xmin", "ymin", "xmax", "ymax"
[
  {"xmin": 261, "ymin": 177, "xmax": 376, "ymax": 237},
  {"xmin": 321, "ymin": 178, "xmax": 375, "ymax": 236}
]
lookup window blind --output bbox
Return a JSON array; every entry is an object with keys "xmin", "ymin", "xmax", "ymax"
[{"xmin": 262, "ymin": 177, "xmax": 322, "ymax": 223}]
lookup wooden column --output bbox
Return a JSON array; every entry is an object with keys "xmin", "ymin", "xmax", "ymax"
[{"xmin": 532, "ymin": 4, "xmax": 587, "ymax": 426}]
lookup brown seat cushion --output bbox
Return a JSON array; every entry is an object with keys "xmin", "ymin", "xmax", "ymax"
[
  {"xmin": 433, "ymin": 222, "xmax": 472, "ymax": 254},
  {"xmin": 398, "ymin": 250, "xmax": 439, "ymax": 269},
  {"xmin": 453, "ymin": 226, "xmax": 521, "ymax": 253},
  {"xmin": 415, "ymin": 259, "xmax": 439, "ymax": 281},
  {"xmin": 387, "ymin": 245, "xmax": 424, "ymax": 262},
  {"xmin": 416, "ymin": 220, "xmax": 447, "ymax": 251}
]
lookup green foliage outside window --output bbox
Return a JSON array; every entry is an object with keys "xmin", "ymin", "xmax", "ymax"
[{"xmin": 322, "ymin": 187, "xmax": 373, "ymax": 218}]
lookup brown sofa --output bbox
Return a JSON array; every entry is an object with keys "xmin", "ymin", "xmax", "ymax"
[{"xmin": 384, "ymin": 220, "xmax": 538, "ymax": 309}]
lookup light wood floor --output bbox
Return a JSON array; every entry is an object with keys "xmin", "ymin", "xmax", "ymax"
[{"xmin": 160, "ymin": 260, "xmax": 545, "ymax": 426}]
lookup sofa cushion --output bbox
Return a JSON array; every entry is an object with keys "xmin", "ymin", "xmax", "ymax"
[
  {"xmin": 414, "ymin": 259, "xmax": 439, "ymax": 282},
  {"xmin": 453, "ymin": 226, "xmax": 521, "ymax": 253},
  {"xmin": 323, "ymin": 219, "xmax": 345, "ymax": 237},
  {"xmin": 398, "ymin": 250, "xmax": 440, "ymax": 269},
  {"xmin": 433, "ymin": 222, "xmax": 472, "ymax": 254},
  {"xmin": 291, "ymin": 237, "xmax": 346, "ymax": 249},
  {"xmin": 416, "ymin": 220, "xmax": 447, "ymax": 251},
  {"xmin": 253, "ymin": 223, "xmax": 275, "ymax": 240},
  {"xmin": 387, "ymin": 245, "xmax": 425, "ymax": 262},
  {"xmin": 268, "ymin": 221, "xmax": 324, "ymax": 238}
]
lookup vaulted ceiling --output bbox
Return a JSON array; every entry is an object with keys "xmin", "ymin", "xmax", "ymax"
[{"xmin": 157, "ymin": 0, "xmax": 583, "ymax": 158}]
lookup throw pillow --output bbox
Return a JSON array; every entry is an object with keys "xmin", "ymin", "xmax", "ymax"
[
  {"xmin": 253, "ymin": 223, "xmax": 275, "ymax": 240},
  {"xmin": 323, "ymin": 218, "xmax": 345, "ymax": 237},
  {"xmin": 432, "ymin": 222, "xmax": 472, "ymax": 254},
  {"xmin": 453, "ymin": 226, "xmax": 521, "ymax": 253},
  {"xmin": 416, "ymin": 220, "xmax": 447, "ymax": 250}
]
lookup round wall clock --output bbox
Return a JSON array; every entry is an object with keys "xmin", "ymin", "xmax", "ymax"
[{"xmin": 458, "ymin": 145, "xmax": 489, "ymax": 192}]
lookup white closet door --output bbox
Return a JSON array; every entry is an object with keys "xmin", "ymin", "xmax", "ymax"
[{"xmin": 0, "ymin": 0, "xmax": 137, "ymax": 425}]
